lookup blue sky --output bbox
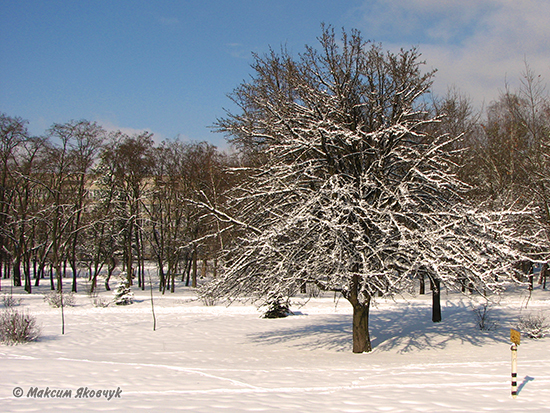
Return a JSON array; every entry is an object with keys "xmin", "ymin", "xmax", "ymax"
[{"xmin": 2, "ymin": 0, "xmax": 549, "ymax": 148}]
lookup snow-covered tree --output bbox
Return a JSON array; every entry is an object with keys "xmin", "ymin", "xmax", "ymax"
[
  {"xmin": 113, "ymin": 273, "xmax": 134, "ymax": 305},
  {"xmin": 204, "ymin": 26, "xmax": 528, "ymax": 353}
]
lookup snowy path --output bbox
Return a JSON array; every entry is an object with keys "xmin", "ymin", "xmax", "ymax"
[{"xmin": 1, "ymin": 287, "xmax": 550, "ymax": 411}]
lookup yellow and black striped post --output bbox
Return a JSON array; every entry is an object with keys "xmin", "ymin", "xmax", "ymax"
[
  {"xmin": 510, "ymin": 328, "xmax": 520, "ymax": 399},
  {"xmin": 511, "ymin": 344, "xmax": 518, "ymax": 398}
]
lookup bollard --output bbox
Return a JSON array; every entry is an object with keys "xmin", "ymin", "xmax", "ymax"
[
  {"xmin": 511, "ymin": 344, "xmax": 518, "ymax": 398},
  {"xmin": 510, "ymin": 328, "xmax": 521, "ymax": 399}
]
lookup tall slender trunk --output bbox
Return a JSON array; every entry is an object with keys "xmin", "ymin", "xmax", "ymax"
[
  {"xmin": 35, "ymin": 256, "xmax": 46, "ymax": 287},
  {"xmin": 192, "ymin": 247, "xmax": 198, "ymax": 288},
  {"xmin": 157, "ymin": 260, "xmax": 165, "ymax": 292},
  {"xmin": 70, "ymin": 261, "xmax": 78, "ymax": 293},
  {"xmin": 70, "ymin": 175, "xmax": 87, "ymax": 293},
  {"xmin": 90, "ymin": 261, "xmax": 104, "ymax": 293},
  {"xmin": 432, "ymin": 278, "xmax": 442, "ymax": 322},
  {"xmin": 171, "ymin": 270, "xmax": 175, "ymax": 293},
  {"xmin": 13, "ymin": 257, "xmax": 22, "ymax": 286},
  {"xmin": 184, "ymin": 253, "xmax": 191, "ymax": 286},
  {"xmin": 23, "ymin": 255, "xmax": 31, "ymax": 293},
  {"xmin": 105, "ymin": 257, "xmax": 116, "ymax": 291},
  {"xmin": 201, "ymin": 258, "xmax": 207, "ymax": 278},
  {"xmin": 49, "ymin": 264, "xmax": 55, "ymax": 290},
  {"xmin": 139, "ymin": 230, "xmax": 145, "ymax": 291}
]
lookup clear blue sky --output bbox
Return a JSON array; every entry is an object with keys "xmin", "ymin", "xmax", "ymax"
[{"xmin": 2, "ymin": 0, "xmax": 549, "ymax": 148}]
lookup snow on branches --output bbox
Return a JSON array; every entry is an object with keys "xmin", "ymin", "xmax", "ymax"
[{"xmin": 205, "ymin": 25, "xmax": 531, "ymax": 352}]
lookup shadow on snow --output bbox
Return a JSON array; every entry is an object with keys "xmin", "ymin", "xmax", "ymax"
[{"xmin": 248, "ymin": 299, "xmax": 511, "ymax": 353}]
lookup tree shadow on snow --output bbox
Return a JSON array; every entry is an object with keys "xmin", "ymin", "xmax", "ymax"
[
  {"xmin": 248, "ymin": 299, "xmax": 510, "ymax": 353},
  {"xmin": 249, "ymin": 315, "xmax": 353, "ymax": 352},
  {"xmin": 370, "ymin": 300, "xmax": 509, "ymax": 353}
]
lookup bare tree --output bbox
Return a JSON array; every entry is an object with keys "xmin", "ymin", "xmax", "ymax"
[
  {"xmin": 147, "ymin": 139, "xmax": 194, "ymax": 293},
  {"xmin": 204, "ymin": 26, "xmax": 527, "ymax": 353},
  {"xmin": 44, "ymin": 120, "xmax": 106, "ymax": 292},
  {"xmin": 98, "ymin": 131, "xmax": 154, "ymax": 288},
  {"xmin": 0, "ymin": 114, "xmax": 28, "ymax": 287},
  {"xmin": 147, "ymin": 140, "xmax": 234, "ymax": 292}
]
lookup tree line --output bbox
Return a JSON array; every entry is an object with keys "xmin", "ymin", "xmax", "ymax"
[
  {"xmin": 2, "ymin": 27, "xmax": 550, "ymax": 353},
  {"xmin": 0, "ymin": 117, "xmax": 237, "ymax": 294},
  {"xmin": 1, "ymin": 66, "xmax": 549, "ymax": 300}
]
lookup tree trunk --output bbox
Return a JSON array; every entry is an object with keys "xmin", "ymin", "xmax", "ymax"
[
  {"xmin": 184, "ymin": 256, "xmax": 191, "ymax": 285},
  {"xmin": 105, "ymin": 258, "xmax": 116, "ymax": 291},
  {"xmin": 13, "ymin": 258, "xmax": 22, "ymax": 286},
  {"xmin": 347, "ymin": 274, "xmax": 372, "ymax": 353},
  {"xmin": 419, "ymin": 272, "xmax": 425, "ymax": 295},
  {"xmin": 90, "ymin": 262, "xmax": 104, "ymax": 294},
  {"xmin": 432, "ymin": 278, "xmax": 442, "ymax": 322},
  {"xmin": 24, "ymin": 259, "xmax": 32, "ymax": 293},
  {"xmin": 184, "ymin": 254, "xmax": 192, "ymax": 286},
  {"xmin": 71, "ymin": 261, "xmax": 78, "ymax": 293},
  {"xmin": 158, "ymin": 262, "xmax": 165, "ymax": 292},
  {"xmin": 49, "ymin": 264, "xmax": 55, "ymax": 290},
  {"xmin": 192, "ymin": 248, "xmax": 198, "ymax": 288},
  {"xmin": 140, "ymin": 253, "xmax": 145, "ymax": 291},
  {"xmin": 352, "ymin": 298, "xmax": 372, "ymax": 353}
]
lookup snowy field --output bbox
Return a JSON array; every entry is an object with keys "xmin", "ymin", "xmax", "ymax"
[{"xmin": 1, "ymin": 280, "xmax": 550, "ymax": 412}]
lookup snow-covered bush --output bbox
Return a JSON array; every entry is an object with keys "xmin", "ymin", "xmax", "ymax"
[
  {"xmin": 516, "ymin": 312, "xmax": 550, "ymax": 339},
  {"xmin": 113, "ymin": 282, "xmax": 134, "ymax": 305},
  {"xmin": 2, "ymin": 292, "xmax": 22, "ymax": 308},
  {"xmin": 201, "ymin": 293, "xmax": 218, "ymax": 307},
  {"xmin": 90, "ymin": 292, "xmax": 110, "ymax": 308},
  {"xmin": 0, "ymin": 309, "xmax": 41, "ymax": 345},
  {"xmin": 43, "ymin": 291, "xmax": 76, "ymax": 308}
]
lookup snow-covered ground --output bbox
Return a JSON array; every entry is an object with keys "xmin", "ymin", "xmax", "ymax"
[{"xmin": 1, "ymin": 280, "xmax": 549, "ymax": 412}]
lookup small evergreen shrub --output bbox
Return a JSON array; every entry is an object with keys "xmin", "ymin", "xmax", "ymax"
[
  {"xmin": 113, "ymin": 282, "xmax": 134, "ymax": 305},
  {"xmin": 0, "ymin": 309, "xmax": 41, "ymax": 345},
  {"xmin": 262, "ymin": 296, "xmax": 291, "ymax": 318},
  {"xmin": 43, "ymin": 291, "xmax": 76, "ymax": 308}
]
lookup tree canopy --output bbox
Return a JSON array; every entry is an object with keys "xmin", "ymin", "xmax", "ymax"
[{"xmin": 206, "ymin": 26, "xmax": 528, "ymax": 353}]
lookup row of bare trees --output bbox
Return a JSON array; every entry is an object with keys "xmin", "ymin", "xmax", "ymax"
[
  {"xmin": 0, "ymin": 116, "xmax": 235, "ymax": 294},
  {"xmin": 454, "ymin": 65, "xmax": 550, "ymax": 261},
  {"xmin": 2, "ymin": 59, "xmax": 549, "ymax": 309}
]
